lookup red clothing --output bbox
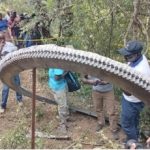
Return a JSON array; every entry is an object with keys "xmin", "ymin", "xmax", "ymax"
[{"xmin": 8, "ymin": 15, "xmax": 20, "ymax": 37}]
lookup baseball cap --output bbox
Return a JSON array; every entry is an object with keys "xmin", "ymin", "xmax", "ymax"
[
  {"xmin": 118, "ymin": 40, "xmax": 143, "ymax": 56},
  {"xmin": 54, "ymin": 69, "xmax": 64, "ymax": 75}
]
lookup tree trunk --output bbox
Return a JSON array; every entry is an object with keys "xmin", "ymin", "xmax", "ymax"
[{"xmin": 57, "ymin": 0, "xmax": 73, "ymax": 45}]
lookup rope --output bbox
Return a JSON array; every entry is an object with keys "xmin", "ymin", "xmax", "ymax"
[
  {"xmin": 14, "ymin": 36, "xmax": 79, "ymax": 42},
  {"xmin": 15, "ymin": 37, "xmax": 57, "ymax": 42}
]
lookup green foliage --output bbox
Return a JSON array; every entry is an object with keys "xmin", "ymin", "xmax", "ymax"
[
  {"xmin": 71, "ymin": 0, "xmax": 129, "ymax": 57},
  {"xmin": 36, "ymin": 106, "xmax": 45, "ymax": 121},
  {"xmin": 0, "ymin": 121, "xmax": 29, "ymax": 149},
  {"xmin": 0, "ymin": 0, "xmax": 33, "ymax": 14},
  {"xmin": 1, "ymin": 0, "xmax": 149, "ymax": 58},
  {"xmin": 140, "ymin": 107, "xmax": 150, "ymax": 131},
  {"xmin": 139, "ymin": 107, "xmax": 150, "ymax": 140},
  {"xmin": 114, "ymin": 86, "xmax": 122, "ymax": 101},
  {"xmin": 35, "ymin": 138, "xmax": 44, "ymax": 149},
  {"xmin": 37, "ymin": 68, "xmax": 48, "ymax": 83},
  {"xmin": 0, "ymin": 114, "xmax": 44, "ymax": 149},
  {"xmin": 79, "ymin": 83, "xmax": 92, "ymax": 102}
]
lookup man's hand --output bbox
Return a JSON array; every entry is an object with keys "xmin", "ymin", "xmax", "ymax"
[
  {"xmin": 82, "ymin": 78, "xmax": 100, "ymax": 86},
  {"xmin": 92, "ymin": 79, "xmax": 100, "ymax": 86},
  {"xmin": 55, "ymin": 75, "xmax": 63, "ymax": 81},
  {"xmin": 146, "ymin": 137, "xmax": 150, "ymax": 148},
  {"xmin": 123, "ymin": 90, "xmax": 131, "ymax": 96},
  {"xmin": 97, "ymin": 80, "xmax": 108, "ymax": 85}
]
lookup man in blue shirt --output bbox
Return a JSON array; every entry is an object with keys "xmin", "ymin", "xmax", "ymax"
[
  {"xmin": 0, "ymin": 13, "xmax": 13, "ymax": 43},
  {"xmin": 48, "ymin": 68, "xmax": 69, "ymax": 133},
  {"xmin": 0, "ymin": 13, "xmax": 8, "ymax": 32}
]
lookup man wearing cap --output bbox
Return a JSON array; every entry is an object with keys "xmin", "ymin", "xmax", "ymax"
[
  {"xmin": 48, "ymin": 68, "xmax": 69, "ymax": 134},
  {"xmin": 118, "ymin": 40, "xmax": 150, "ymax": 143}
]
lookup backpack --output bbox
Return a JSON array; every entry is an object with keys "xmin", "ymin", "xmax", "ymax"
[{"xmin": 64, "ymin": 71, "xmax": 81, "ymax": 92}]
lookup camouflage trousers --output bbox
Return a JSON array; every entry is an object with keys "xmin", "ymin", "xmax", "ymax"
[{"xmin": 53, "ymin": 88, "xmax": 69, "ymax": 125}]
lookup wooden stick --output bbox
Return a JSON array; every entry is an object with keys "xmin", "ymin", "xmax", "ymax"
[{"xmin": 27, "ymin": 131, "xmax": 71, "ymax": 140}]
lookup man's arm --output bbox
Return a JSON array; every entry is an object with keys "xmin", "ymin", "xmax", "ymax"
[
  {"xmin": 54, "ymin": 75, "xmax": 63, "ymax": 81},
  {"xmin": 146, "ymin": 137, "xmax": 150, "ymax": 148},
  {"xmin": 82, "ymin": 75, "xmax": 100, "ymax": 86},
  {"xmin": 122, "ymin": 90, "xmax": 131, "ymax": 96}
]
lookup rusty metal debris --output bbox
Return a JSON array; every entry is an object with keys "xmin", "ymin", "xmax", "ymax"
[{"xmin": 0, "ymin": 44, "xmax": 150, "ymax": 105}]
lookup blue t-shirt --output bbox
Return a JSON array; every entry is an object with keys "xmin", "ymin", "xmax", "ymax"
[
  {"xmin": 48, "ymin": 68, "xmax": 67, "ymax": 91},
  {"xmin": 0, "ymin": 19, "xmax": 8, "ymax": 31}
]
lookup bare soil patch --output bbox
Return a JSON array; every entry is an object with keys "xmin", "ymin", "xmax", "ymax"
[{"xmin": 0, "ymin": 70, "xmax": 125, "ymax": 149}]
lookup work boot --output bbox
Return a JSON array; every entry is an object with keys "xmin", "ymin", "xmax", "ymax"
[
  {"xmin": 58, "ymin": 124, "xmax": 67, "ymax": 134},
  {"xmin": 125, "ymin": 139, "xmax": 143, "ymax": 149},
  {"xmin": 96, "ymin": 123, "xmax": 103, "ymax": 132}
]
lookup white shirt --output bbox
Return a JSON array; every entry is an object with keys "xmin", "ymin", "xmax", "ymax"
[
  {"xmin": 1, "ymin": 41, "xmax": 17, "ymax": 56},
  {"xmin": 123, "ymin": 55, "xmax": 150, "ymax": 103},
  {"xmin": 4, "ymin": 14, "xmax": 10, "ymax": 21}
]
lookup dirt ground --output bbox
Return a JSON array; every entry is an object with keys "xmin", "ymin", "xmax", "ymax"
[{"xmin": 0, "ymin": 70, "xmax": 125, "ymax": 149}]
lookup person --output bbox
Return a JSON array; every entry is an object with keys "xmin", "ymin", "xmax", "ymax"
[
  {"xmin": 82, "ymin": 75, "xmax": 120, "ymax": 140},
  {"xmin": 23, "ymin": 22, "xmax": 41, "ymax": 48},
  {"xmin": 4, "ymin": 10, "xmax": 11, "ymax": 21},
  {"xmin": 0, "ymin": 33, "xmax": 23, "ymax": 113},
  {"xmin": 125, "ymin": 139, "xmax": 143, "ymax": 149},
  {"xmin": 118, "ymin": 40, "xmax": 150, "ymax": 143},
  {"xmin": 8, "ymin": 11, "xmax": 21, "ymax": 46},
  {"xmin": 0, "ymin": 12, "xmax": 13, "ymax": 42},
  {"xmin": 125, "ymin": 136, "xmax": 150, "ymax": 149},
  {"xmin": 48, "ymin": 68, "xmax": 69, "ymax": 133},
  {"xmin": 0, "ymin": 13, "xmax": 8, "ymax": 32}
]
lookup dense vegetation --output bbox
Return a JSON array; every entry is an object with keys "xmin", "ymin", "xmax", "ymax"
[
  {"xmin": 1, "ymin": 0, "xmax": 150, "ymax": 57},
  {"xmin": 0, "ymin": 0, "xmax": 150, "ymax": 148}
]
